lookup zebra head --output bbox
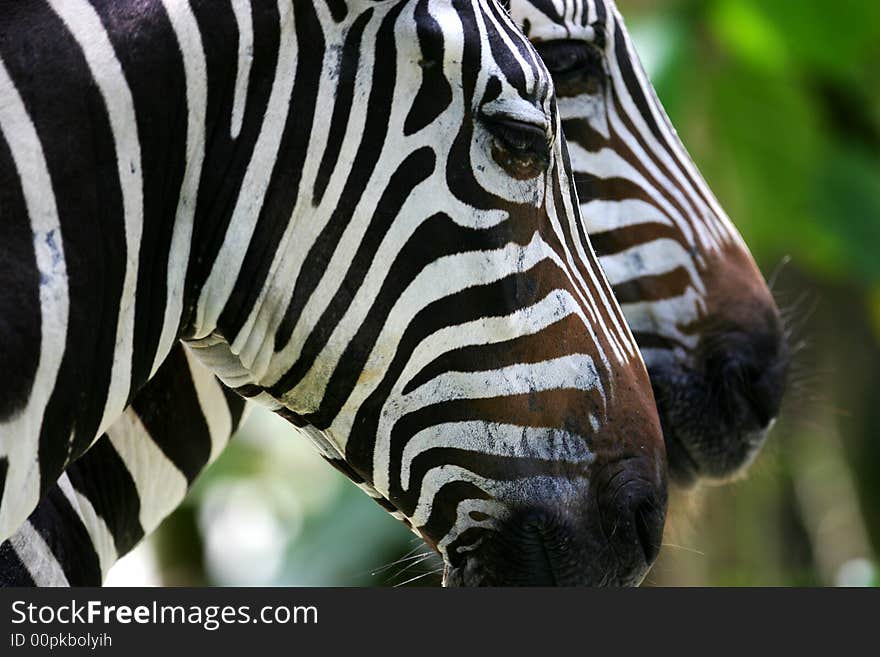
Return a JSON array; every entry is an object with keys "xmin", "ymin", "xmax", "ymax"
[
  {"xmin": 506, "ymin": 0, "xmax": 790, "ymax": 487},
  {"xmin": 186, "ymin": 0, "xmax": 665, "ymax": 585}
]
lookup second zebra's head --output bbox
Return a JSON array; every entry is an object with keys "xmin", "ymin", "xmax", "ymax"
[
  {"xmin": 189, "ymin": 0, "xmax": 665, "ymax": 585},
  {"xmin": 506, "ymin": 0, "xmax": 790, "ymax": 487}
]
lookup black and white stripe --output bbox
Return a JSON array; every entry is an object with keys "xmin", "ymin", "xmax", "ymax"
[
  {"xmin": 1, "ymin": 344, "xmax": 247, "ymax": 586},
  {"xmin": 509, "ymin": 0, "xmax": 788, "ymax": 485},
  {"xmin": 510, "ymin": 0, "xmax": 745, "ymax": 357},
  {"xmin": 1, "ymin": 0, "xmax": 668, "ymax": 586}
]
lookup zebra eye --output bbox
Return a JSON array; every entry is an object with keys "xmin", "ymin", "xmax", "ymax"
[
  {"xmin": 534, "ymin": 40, "xmax": 606, "ymax": 97},
  {"xmin": 480, "ymin": 113, "xmax": 551, "ymax": 180}
]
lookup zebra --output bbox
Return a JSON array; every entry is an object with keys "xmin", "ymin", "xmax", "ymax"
[
  {"xmin": 3, "ymin": 0, "xmax": 790, "ymax": 587},
  {"xmin": 507, "ymin": 0, "xmax": 789, "ymax": 486},
  {"xmin": 0, "ymin": 0, "xmax": 666, "ymax": 586}
]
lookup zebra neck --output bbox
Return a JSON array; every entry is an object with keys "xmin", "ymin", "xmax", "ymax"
[{"xmin": 182, "ymin": 2, "xmax": 369, "ymax": 398}]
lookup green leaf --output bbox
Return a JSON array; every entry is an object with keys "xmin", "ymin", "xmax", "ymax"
[
  {"xmin": 813, "ymin": 145, "xmax": 880, "ymax": 282},
  {"xmin": 743, "ymin": 0, "xmax": 880, "ymax": 83},
  {"xmin": 709, "ymin": 0, "xmax": 790, "ymax": 75}
]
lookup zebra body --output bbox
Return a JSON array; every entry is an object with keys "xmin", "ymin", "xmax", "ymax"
[
  {"xmin": 0, "ymin": 343, "xmax": 248, "ymax": 585},
  {"xmin": 1, "ymin": 0, "xmax": 666, "ymax": 586}
]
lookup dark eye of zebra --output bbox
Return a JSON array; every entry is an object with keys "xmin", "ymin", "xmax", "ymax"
[
  {"xmin": 480, "ymin": 113, "xmax": 551, "ymax": 180},
  {"xmin": 534, "ymin": 40, "xmax": 606, "ymax": 98}
]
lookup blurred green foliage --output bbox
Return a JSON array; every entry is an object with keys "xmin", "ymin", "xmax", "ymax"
[
  {"xmin": 631, "ymin": 0, "xmax": 880, "ymax": 287},
  {"xmin": 128, "ymin": 0, "xmax": 880, "ymax": 587}
]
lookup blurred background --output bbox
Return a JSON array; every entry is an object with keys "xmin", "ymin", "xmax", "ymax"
[{"xmin": 107, "ymin": 0, "xmax": 880, "ymax": 587}]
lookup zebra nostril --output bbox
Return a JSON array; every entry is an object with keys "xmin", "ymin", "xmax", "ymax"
[
  {"xmin": 595, "ymin": 467, "xmax": 666, "ymax": 572},
  {"xmin": 742, "ymin": 361, "xmax": 787, "ymax": 429},
  {"xmin": 634, "ymin": 501, "xmax": 660, "ymax": 564},
  {"xmin": 701, "ymin": 327, "xmax": 789, "ymax": 432},
  {"xmin": 732, "ymin": 354, "xmax": 787, "ymax": 430},
  {"xmin": 738, "ymin": 366, "xmax": 772, "ymax": 427}
]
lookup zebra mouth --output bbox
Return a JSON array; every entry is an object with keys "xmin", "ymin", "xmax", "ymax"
[
  {"xmin": 647, "ymin": 318, "xmax": 789, "ymax": 487},
  {"xmin": 441, "ymin": 470, "xmax": 666, "ymax": 587},
  {"xmin": 652, "ymin": 370, "xmax": 773, "ymax": 487}
]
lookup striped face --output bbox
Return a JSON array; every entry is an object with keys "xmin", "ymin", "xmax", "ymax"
[
  {"xmin": 179, "ymin": 0, "xmax": 665, "ymax": 585},
  {"xmin": 507, "ymin": 0, "xmax": 789, "ymax": 486},
  {"xmin": 0, "ymin": 0, "xmax": 665, "ymax": 586}
]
